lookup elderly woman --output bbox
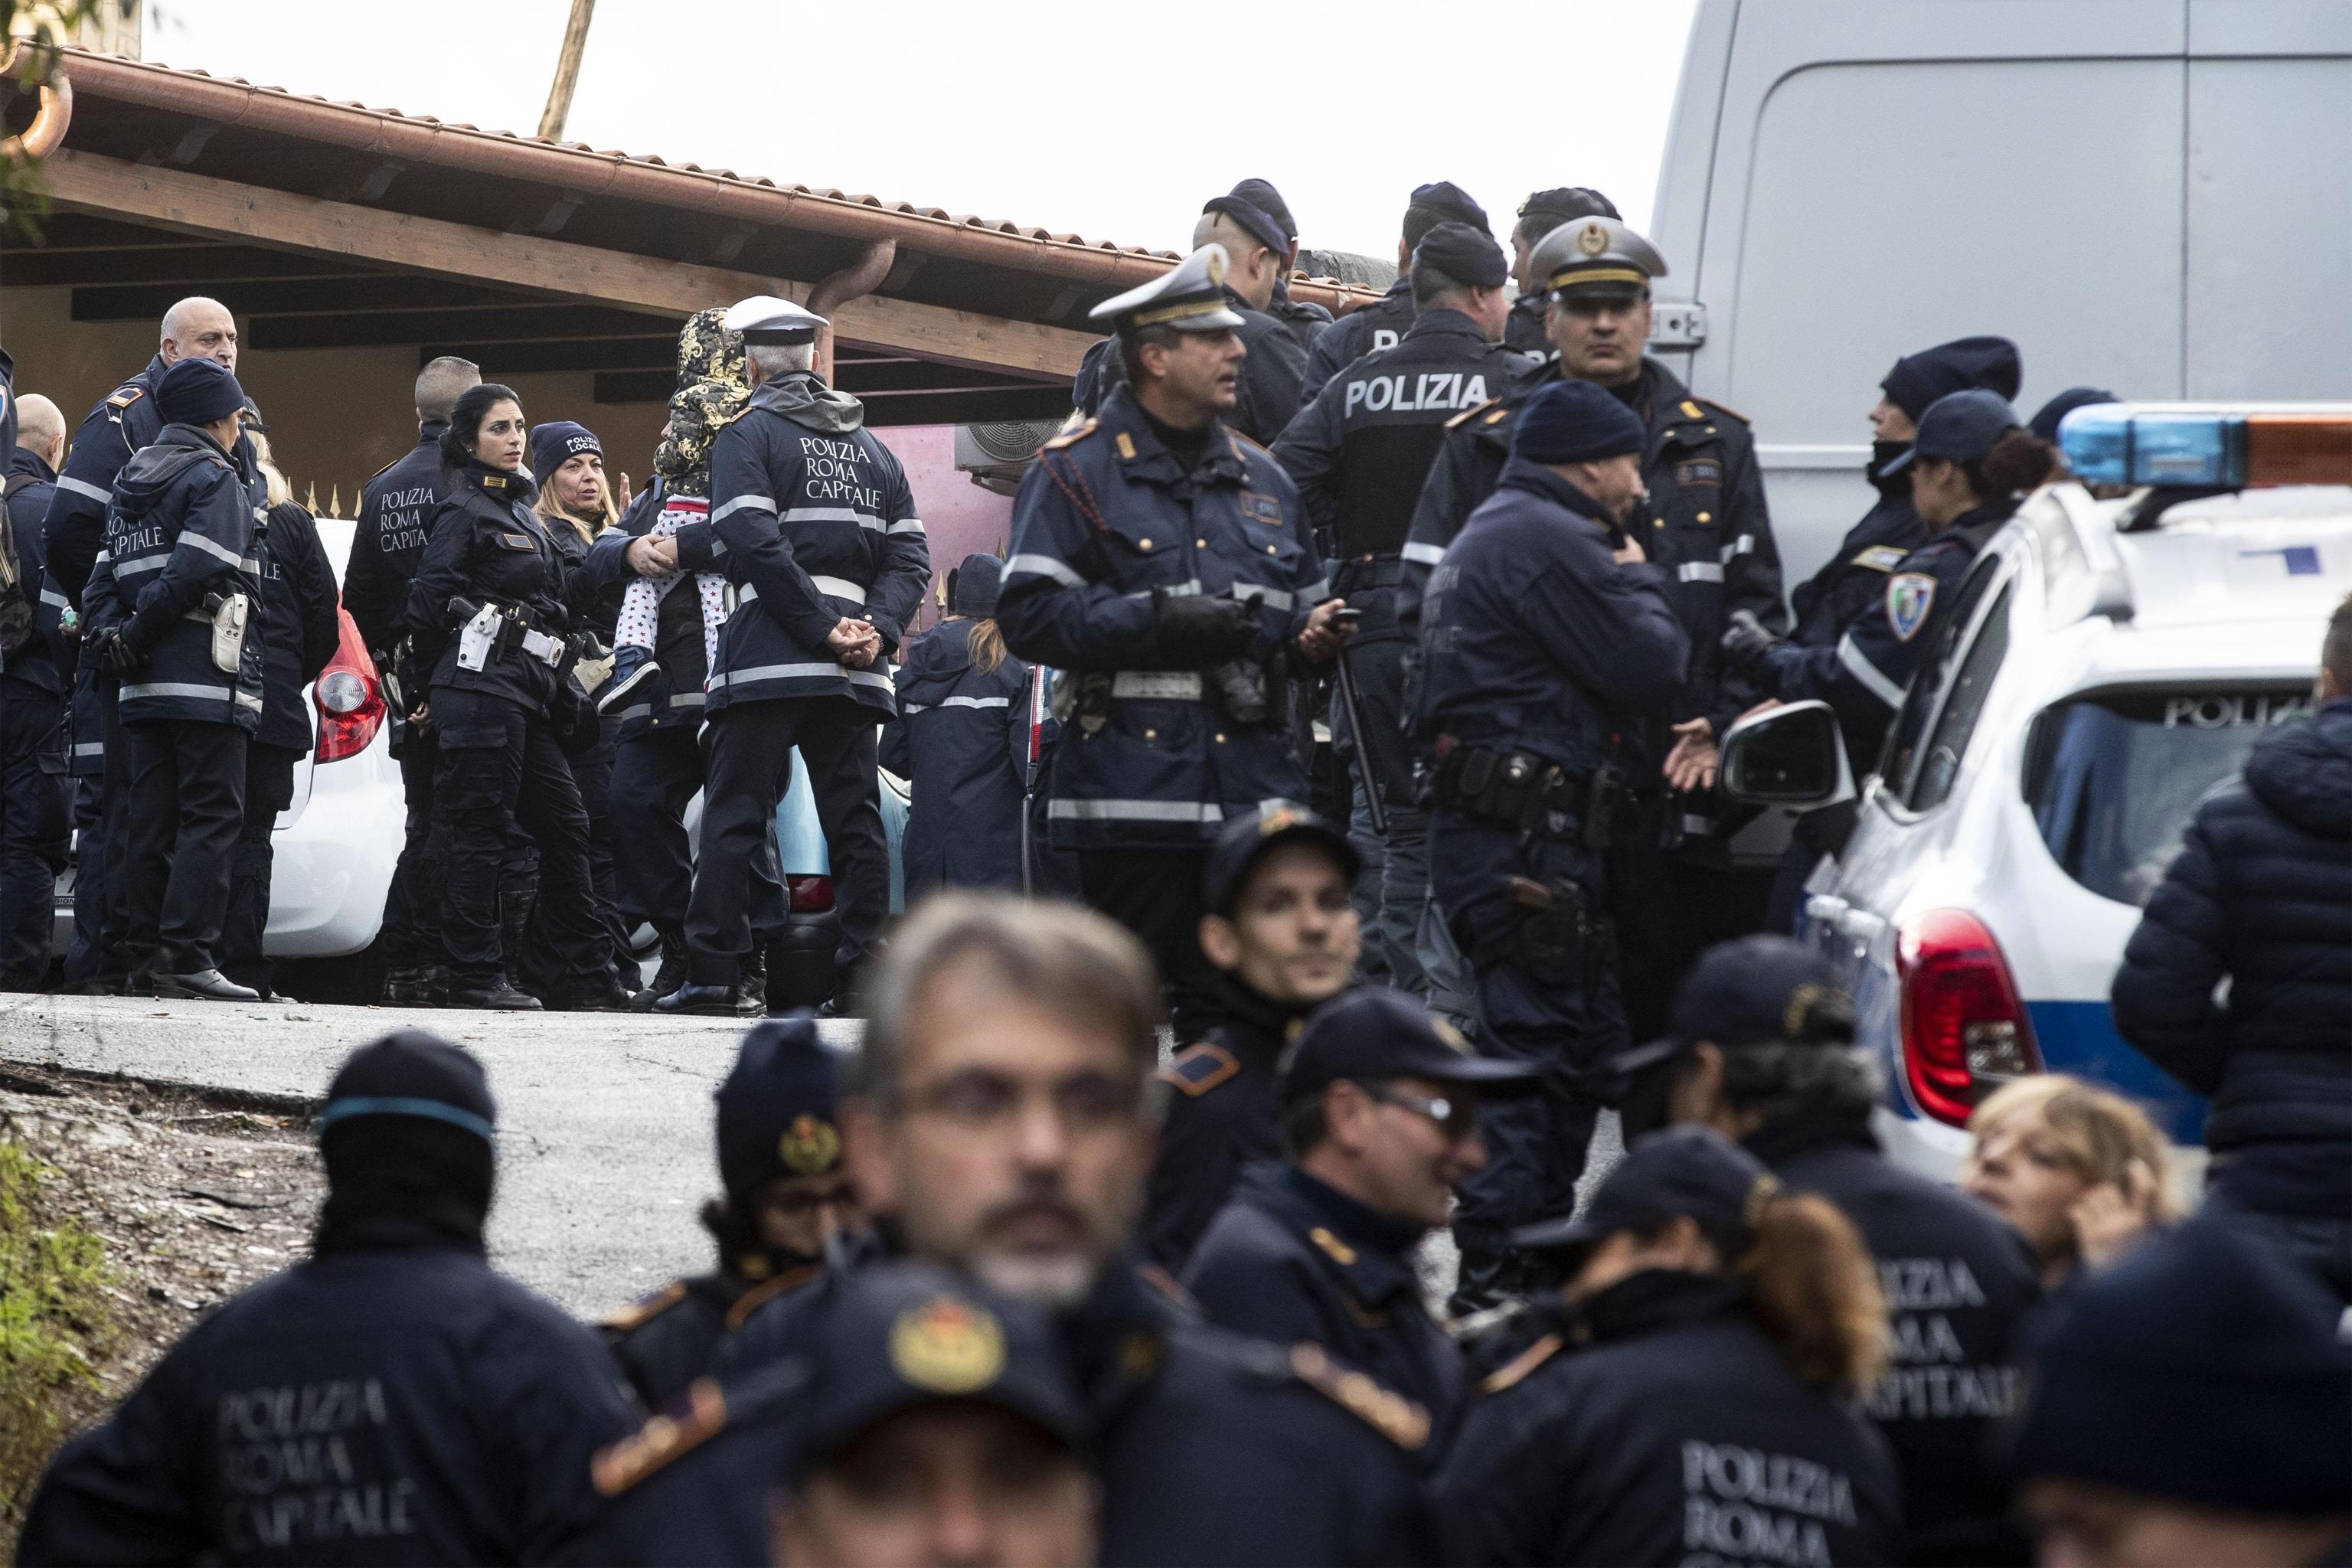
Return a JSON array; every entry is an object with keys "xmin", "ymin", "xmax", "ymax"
[{"xmin": 1960, "ymin": 1075, "xmax": 2182, "ymax": 1288}]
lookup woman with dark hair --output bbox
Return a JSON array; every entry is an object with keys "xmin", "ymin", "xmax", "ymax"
[
  {"xmin": 403, "ymin": 384, "xmax": 612, "ymax": 1011},
  {"xmin": 1436, "ymin": 1125, "xmax": 1900, "ymax": 1566}
]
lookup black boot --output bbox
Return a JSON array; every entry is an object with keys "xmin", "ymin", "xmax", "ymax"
[
  {"xmin": 736, "ymin": 949, "xmax": 769, "ymax": 1018},
  {"xmin": 1449, "ymin": 1230, "xmax": 1527, "ymax": 1318},
  {"xmin": 446, "ymin": 978, "xmax": 543, "ymax": 1011},
  {"xmin": 543, "ymin": 976, "xmax": 636, "ymax": 1012},
  {"xmin": 628, "ymin": 933, "xmax": 689, "ymax": 1013},
  {"xmin": 654, "ymin": 982, "xmax": 742, "ymax": 1018}
]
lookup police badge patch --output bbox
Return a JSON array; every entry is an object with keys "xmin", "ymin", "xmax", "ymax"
[
  {"xmin": 1240, "ymin": 491, "xmax": 1284, "ymax": 528},
  {"xmin": 1886, "ymin": 573, "xmax": 1938, "ymax": 642}
]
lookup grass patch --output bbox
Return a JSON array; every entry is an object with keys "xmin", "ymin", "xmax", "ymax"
[{"xmin": 0, "ymin": 1139, "xmax": 117, "ymax": 1538}]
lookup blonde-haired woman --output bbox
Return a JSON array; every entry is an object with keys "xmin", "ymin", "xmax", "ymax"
[{"xmin": 1962, "ymin": 1074, "xmax": 2183, "ymax": 1287}]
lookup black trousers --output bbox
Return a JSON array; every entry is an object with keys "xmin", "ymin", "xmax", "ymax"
[
  {"xmin": 121, "ymin": 718, "xmax": 249, "ymax": 975},
  {"xmin": 430, "ymin": 685, "xmax": 606, "ymax": 994},
  {"xmin": 0, "ymin": 683, "xmax": 70, "ymax": 988},
  {"xmin": 567, "ymin": 718, "xmax": 636, "ymax": 972},
  {"xmin": 1078, "ymin": 846, "xmax": 1216, "ymax": 1044},
  {"xmin": 63, "ymin": 670, "xmax": 128, "ymax": 984},
  {"xmin": 686, "ymin": 699, "xmax": 884, "ymax": 988},
  {"xmin": 219, "ymin": 743, "xmax": 300, "ymax": 996},
  {"xmin": 610, "ymin": 724, "xmax": 784, "ymax": 939},
  {"xmin": 379, "ymin": 726, "xmax": 444, "ymax": 970}
]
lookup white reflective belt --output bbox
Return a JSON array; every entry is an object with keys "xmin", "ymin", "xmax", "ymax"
[
  {"xmin": 179, "ymin": 531, "xmax": 242, "ymax": 567},
  {"xmin": 120, "ymin": 681, "xmax": 234, "ymax": 702},
  {"xmin": 671, "ymin": 691, "xmax": 706, "ymax": 707},
  {"xmin": 710, "ymin": 494, "xmax": 775, "ymax": 523},
  {"xmin": 1006, "ymin": 553, "xmax": 1086, "ymax": 589},
  {"xmin": 1125, "ymin": 580, "xmax": 1202, "ymax": 603},
  {"xmin": 115, "ymin": 552, "xmax": 169, "ymax": 577},
  {"xmin": 1720, "ymin": 534, "xmax": 1755, "ymax": 563},
  {"xmin": 1227, "ymin": 582, "xmax": 1294, "ymax": 610},
  {"xmin": 809, "ymin": 575, "xmax": 868, "ymax": 604},
  {"xmin": 782, "ymin": 505, "xmax": 883, "ymax": 532},
  {"xmin": 1401, "ymin": 541, "xmax": 1446, "ymax": 567},
  {"xmin": 1677, "ymin": 562, "xmax": 1724, "ymax": 583},
  {"xmin": 1047, "ymin": 799, "xmax": 1226, "ymax": 823},
  {"xmin": 1837, "ymin": 632, "xmax": 1906, "ymax": 709},
  {"xmin": 711, "ymin": 662, "xmax": 894, "ymax": 692},
  {"xmin": 55, "ymin": 475, "xmax": 111, "ymax": 503},
  {"xmin": 888, "ymin": 518, "xmax": 926, "ymax": 536},
  {"xmin": 1111, "ymin": 671, "xmax": 1204, "ymax": 701},
  {"xmin": 939, "ymin": 694, "xmax": 1011, "ymax": 710}
]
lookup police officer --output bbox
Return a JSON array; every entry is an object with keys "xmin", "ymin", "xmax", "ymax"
[
  {"xmin": 18, "ymin": 1031, "xmax": 637, "ymax": 1565},
  {"xmin": 2, "ymin": 390, "xmax": 68, "ymax": 991},
  {"xmin": 1272, "ymin": 221, "xmax": 1526, "ymax": 1002},
  {"xmin": 1406, "ymin": 214, "xmax": 1792, "ymax": 1044},
  {"xmin": 76, "ymin": 358, "xmax": 267, "ymax": 1001},
  {"xmin": 1433, "ymin": 1126, "xmax": 1902, "ymax": 1566},
  {"xmin": 1300, "ymin": 181, "xmax": 1493, "ymax": 403},
  {"xmin": 349, "ymin": 356, "xmax": 482, "ymax": 1007},
  {"xmin": 404, "ymin": 382, "xmax": 609, "ymax": 1011},
  {"xmin": 602, "ymin": 1015, "xmax": 861, "ymax": 1410},
  {"xmin": 1725, "ymin": 390, "xmax": 2056, "ymax": 777},
  {"xmin": 998, "ymin": 247, "xmax": 1351, "ymax": 1043},
  {"xmin": 1185, "ymin": 987, "xmax": 1537, "ymax": 1451},
  {"xmin": 1214, "ymin": 178, "xmax": 1331, "ymax": 351},
  {"xmin": 1504, "ymin": 187, "xmax": 1619, "ymax": 352},
  {"xmin": 41, "ymin": 297, "xmax": 239, "ymax": 992},
  {"xmin": 1611, "ymin": 935, "xmax": 2042, "ymax": 1563},
  {"xmin": 657, "ymin": 297, "xmax": 926, "ymax": 1018},
  {"xmin": 1142, "ymin": 801, "xmax": 1361, "ymax": 1272},
  {"xmin": 218, "ymin": 424, "xmax": 340, "ymax": 1001},
  {"xmin": 1412, "ymin": 378, "xmax": 1690, "ymax": 1304}
]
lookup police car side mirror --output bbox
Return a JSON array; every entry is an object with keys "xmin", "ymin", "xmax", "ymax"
[{"xmin": 1719, "ymin": 700, "xmax": 1855, "ymax": 808}]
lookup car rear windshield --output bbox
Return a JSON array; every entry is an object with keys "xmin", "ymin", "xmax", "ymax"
[{"xmin": 2023, "ymin": 688, "xmax": 2314, "ymax": 906}]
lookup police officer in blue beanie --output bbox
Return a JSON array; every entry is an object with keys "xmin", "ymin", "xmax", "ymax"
[
  {"xmin": 2012, "ymin": 1218, "xmax": 2352, "ymax": 1568},
  {"xmin": 1413, "ymin": 377, "xmax": 1690, "ymax": 1306},
  {"xmin": 19, "ymin": 1031, "xmax": 637, "ymax": 1565},
  {"xmin": 600, "ymin": 1015, "xmax": 864, "ymax": 1409},
  {"xmin": 1302, "ymin": 180, "xmax": 1494, "ymax": 403},
  {"xmin": 79, "ymin": 355, "xmax": 270, "ymax": 1000}
]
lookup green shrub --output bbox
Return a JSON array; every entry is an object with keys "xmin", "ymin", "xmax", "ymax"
[{"xmin": 0, "ymin": 1139, "xmax": 116, "ymax": 1537}]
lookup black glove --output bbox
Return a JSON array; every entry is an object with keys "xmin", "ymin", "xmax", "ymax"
[
  {"xmin": 1153, "ymin": 590, "xmax": 1259, "ymax": 665},
  {"xmin": 91, "ymin": 628, "xmax": 142, "ymax": 677},
  {"xmin": 1719, "ymin": 609, "xmax": 1779, "ymax": 675}
]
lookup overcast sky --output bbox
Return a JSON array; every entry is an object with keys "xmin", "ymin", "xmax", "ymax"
[{"xmin": 142, "ymin": 0, "xmax": 1700, "ymax": 261}]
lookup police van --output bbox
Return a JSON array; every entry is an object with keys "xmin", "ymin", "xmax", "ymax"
[{"xmin": 1720, "ymin": 406, "xmax": 2352, "ymax": 1178}]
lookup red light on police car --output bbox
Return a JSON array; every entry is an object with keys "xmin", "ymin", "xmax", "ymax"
[
  {"xmin": 1896, "ymin": 909, "xmax": 2041, "ymax": 1126},
  {"xmin": 2244, "ymin": 415, "xmax": 2352, "ymax": 488}
]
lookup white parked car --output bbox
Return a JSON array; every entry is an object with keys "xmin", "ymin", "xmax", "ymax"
[{"xmin": 1721, "ymin": 405, "xmax": 2352, "ymax": 1179}]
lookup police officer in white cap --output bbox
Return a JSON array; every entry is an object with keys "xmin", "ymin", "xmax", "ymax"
[{"xmin": 657, "ymin": 297, "xmax": 929, "ymax": 1018}]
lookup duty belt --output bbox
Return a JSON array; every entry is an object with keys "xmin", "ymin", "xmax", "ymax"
[
  {"xmin": 1109, "ymin": 671, "xmax": 1204, "ymax": 701},
  {"xmin": 1429, "ymin": 737, "xmax": 1620, "ymax": 850},
  {"xmin": 1331, "ymin": 555, "xmax": 1406, "ymax": 593}
]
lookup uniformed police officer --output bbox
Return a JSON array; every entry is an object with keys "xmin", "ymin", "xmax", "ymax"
[
  {"xmin": 76, "ymin": 358, "xmax": 268, "ymax": 1001},
  {"xmin": 1609, "ymin": 935, "xmax": 2042, "ymax": 1563},
  {"xmin": 1725, "ymin": 389, "xmax": 2056, "ymax": 782},
  {"xmin": 1434, "ymin": 1126, "xmax": 1902, "ymax": 1567},
  {"xmin": 602, "ymin": 1015, "xmax": 862, "ymax": 1410},
  {"xmin": 1213, "ymin": 178, "xmax": 1332, "ymax": 351},
  {"xmin": 1186, "ymin": 987, "xmax": 1537, "ymax": 1452},
  {"xmin": 349, "ymin": 356, "xmax": 482, "ymax": 1007},
  {"xmin": 1142, "ymin": 801, "xmax": 1360, "ymax": 1272},
  {"xmin": 998, "ymin": 247, "xmax": 1352, "ymax": 1043},
  {"xmin": 2, "ymin": 391, "xmax": 69, "ymax": 991},
  {"xmin": 404, "ymin": 382, "xmax": 609, "ymax": 1011},
  {"xmin": 1272, "ymin": 221, "xmax": 1527, "ymax": 1003},
  {"xmin": 41, "ymin": 297, "xmax": 239, "ymax": 992},
  {"xmin": 1504, "ymin": 187, "xmax": 1619, "ymax": 353},
  {"xmin": 658, "ymin": 296, "xmax": 927, "ymax": 1018},
  {"xmin": 18, "ymin": 1031, "xmax": 637, "ymax": 1566},
  {"xmin": 1406, "ymin": 214, "xmax": 1792, "ymax": 1045},
  {"xmin": 1300, "ymin": 181, "xmax": 1493, "ymax": 403},
  {"xmin": 1412, "ymin": 378, "xmax": 1690, "ymax": 1305}
]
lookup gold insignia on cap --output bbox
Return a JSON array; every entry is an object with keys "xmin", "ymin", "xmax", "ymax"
[
  {"xmin": 1576, "ymin": 221, "xmax": 1609, "ymax": 256},
  {"xmin": 779, "ymin": 1113, "xmax": 841, "ymax": 1174},
  {"xmin": 1743, "ymin": 1172, "xmax": 1782, "ymax": 1228},
  {"xmin": 1432, "ymin": 1018, "xmax": 1475, "ymax": 1057},
  {"xmin": 1310, "ymin": 1227, "xmax": 1358, "ymax": 1266},
  {"xmin": 890, "ymin": 1297, "xmax": 1006, "ymax": 1394},
  {"xmin": 1782, "ymin": 984, "xmax": 1824, "ymax": 1040}
]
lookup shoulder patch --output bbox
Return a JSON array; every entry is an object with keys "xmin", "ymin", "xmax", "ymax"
[
  {"xmin": 1114, "ymin": 431, "xmax": 1138, "ymax": 461},
  {"xmin": 1478, "ymin": 1332, "xmax": 1564, "ymax": 1395},
  {"xmin": 1482, "ymin": 405, "xmax": 1511, "ymax": 426},
  {"xmin": 1444, "ymin": 397, "xmax": 1501, "ymax": 432},
  {"xmin": 599, "ymin": 1279, "xmax": 688, "ymax": 1334},
  {"xmin": 1158, "ymin": 1042, "xmax": 1240, "ymax": 1098},
  {"xmin": 1696, "ymin": 396, "xmax": 1751, "ymax": 424},
  {"xmin": 364, "ymin": 454, "xmax": 403, "ymax": 482},
  {"xmin": 1886, "ymin": 572, "xmax": 1938, "ymax": 642},
  {"xmin": 590, "ymin": 1377, "xmax": 729, "ymax": 1497},
  {"xmin": 105, "ymin": 387, "xmax": 145, "ymax": 412},
  {"xmin": 723, "ymin": 1263, "xmax": 822, "ymax": 1330},
  {"xmin": 1227, "ymin": 427, "xmax": 1275, "ymax": 461},
  {"xmin": 1289, "ymin": 1342, "xmax": 1429, "ymax": 1452},
  {"xmin": 1851, "ymin": 544, "xmax": 1910, "ymax": 573},
  {"xmin": 1041, "ymin": 416, "xmax": 1097, "ymax": 452},
  {"xmin": 1309, "ymin": 1227, "xmax": 1358, "ymax": 1267}
]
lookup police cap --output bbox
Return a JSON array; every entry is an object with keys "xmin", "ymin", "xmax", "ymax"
[
  {"xmin": 1204, "ymin": 178, "xmax": 1296, "ymax": 255},
  {"xmin": 1090, "ymin": 245, "xmax": 1246, "ymax": 334},
  {"xmin": 1513, "ymin": 1125, "xmax": 1778, "ymax": 1267},
  {"xmin": 1406, "ymin": 181, "xmax": 1491, "ymax": 234},
  {"xmin": 723, "ymin": 294, "xmax": 827, "ymax": 346},
  {"xmin": 789, "ymin": 1262, "xmax": 1089, "ymax": 1485},
  {"xmin": 1530, "ymin": 215, "xmax": 1668, "ymax": 299},
  {"xmin": 716, "ymin": 1014, "xmax": 846, "ymax": 1207},
  {"xmin": 1201, "ymin": 800, "xmax": 1358, "ymax": 916},
  {"xmin": 1602, "ymin": 934, "xmax": 1856, "ymax": 1083},
  {"xmin": 1880, "ymin": 387, "xmax": 2021, "ymax": 476},
  {"xmin": 1279, "ymin": 988, "xmax": 1540, "ymax": 1109},
  {"xmin": 1412, "ymin": 222, "xmax": 1508, "ymax": 292},
  {"xmin": 319, "ymin": 1030, "xmax": 498, "ymax": 1144},
  {"xmin": 1517, "ymin": 186, "xmax": 1620, "ymax": 230}
]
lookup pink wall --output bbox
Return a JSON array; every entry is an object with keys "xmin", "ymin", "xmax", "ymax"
[{"xmin": 871, "ymin": 425, "xmax": 1018, "ymax": 636}]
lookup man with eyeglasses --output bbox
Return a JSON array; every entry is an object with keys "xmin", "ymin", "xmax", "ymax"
[{"xmin": 1184, "ymin": 988, "xmax": 1538, "ymax": 1453}]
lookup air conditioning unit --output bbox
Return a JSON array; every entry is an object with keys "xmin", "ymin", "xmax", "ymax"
[{"xmin": 956, "ymin": 419, "xmax": 1063, "ymax": 496}]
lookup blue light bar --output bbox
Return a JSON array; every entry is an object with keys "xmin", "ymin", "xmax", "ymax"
[{"xmin": 2059, "ymin": 406, "xmax": 2244, "ymax": 488}]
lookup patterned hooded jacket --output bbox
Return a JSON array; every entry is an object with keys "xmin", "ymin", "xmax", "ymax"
[{"xmin": 652, "ymin": 309, "xmax": 750, "ymax": 499}]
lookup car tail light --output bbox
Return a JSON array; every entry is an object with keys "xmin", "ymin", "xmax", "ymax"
[
  {"xmin": 313, "ymin": 609, "xmax": 384, "ymax": 765},
  {"xmin": 1896, "ymin": 909, "xmax": 2041, "ymax": 1126},
  {"xmin": 786, "ymin": 874, "xmax": 835, "ymax": 913}
]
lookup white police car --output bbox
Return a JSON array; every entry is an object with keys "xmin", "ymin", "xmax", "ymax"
[{"xmin": 1722, "ymin": 404, "xmax": 2352, "ymax": 1178}]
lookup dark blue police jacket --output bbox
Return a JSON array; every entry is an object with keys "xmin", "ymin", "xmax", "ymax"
[
  {"xmin": 18, "ymin": 1243, "xmax": 636, "ymax": 1566},
  {"xmin": 1791, "ymin": 483, "xmax": 1926, "ymax": 650},
  {"xmin": 1184, "ymin": 1164, "xmax": 1468, "ymax": 1453},
  {"xmin": 104, "ymin": 423, "xmax": 266, "ymax": 732},
  {"xmin": 1299, "ymin": 276, "xmax": 1417, "ymax": 405},
  {"xmin": 879, "ymin": 619, "xmax": 1031, "ymax": 896},
  {"xmin": 1140, "ymin": 978, "xmax": 1307, "ymax": 1272},
  {"xmin": 1413, "ymin": 457, "xmax": 1688, "ymax": 774},
  {"xmin": 251, "ymin": 501, "xmax": 342, "ymax": 753},
  {"xmin": 346, "ymin": 425, "xmax": 447, "ymax": 660},
  {"xmin": 1435, "ymin": 1271, "xmax": 1900, "ymax": 1568},
  {"xmin": 998, "ymin": 386, "xmax": 1323, "ymax": 851},
  {"xmin": 41, "ymin": 354, "xmax": 165, "ymax": 626},
  {"xmin": 584, "ymin": 484, "xmax": 709, "ymax": 742},
  {"xmin": 405, "ymin": 469, "xmax": 571, "ymax": 714},
  {"xmin": 703, "ymin": 373, "xmax": 928, "ymax": 719},
  {"xmin": 5, "ymin": 444, "xmax": 63, "ymax": 696}
]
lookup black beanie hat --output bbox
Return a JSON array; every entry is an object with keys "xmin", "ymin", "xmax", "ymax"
[
  {"xmin": 1880, "ymin": 335, "xmax": 2022, "ymax": 423},
  {"xmin": 949, "ymin": 554, "xmax": 1003, "ymax": 619},
  {"xmin": 1205, "ymin": 178, "xmax": 1297, "ymax": 255},
  {"xmin": 1517, "ymin": 186, "xmax": 1621, "ymax": 230},
  {"xmin": 716, "ymin": 1014, "xmax": 845, "ymax": 1207},
  {"xmin": 1407, "ymin": 181, "xmax": 1491, "ymax": 234},
  {"xmin": 321, "ymin": 1030, "xmax": 497, "ymax": 1142},
  {"xmin": 1511, "ymin": 380, "xmax": 1649, "ymax": 466},
  {"xmin": 2028, "ymin": 386, "xmax": 2119, "ymax": 445},
  {"xmin": 316, "ymin": 1032, "xmax": 497, "ymax": 1252},
  {"xmin": 155, "ymin": 356, "xmax": 250, "ymax": 428},
  {"xmin": 1413, "ymin": 223, "xmax": 1509, "ymax": 291},
  {"xmin": 2009, "ymin": 1218, "xmax": 2352, "ymax": 1514}
]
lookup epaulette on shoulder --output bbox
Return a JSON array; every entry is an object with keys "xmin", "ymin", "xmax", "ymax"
[
  {"xmin": 104, "ymin": 386, "xmax": 145, "ymax": 412},
  {"xmin": 723, "ymin": 1262, "xmax": 822, "ymax": 1330},
  {"xmin": 1446, "ymin": 397, "xmax": 1503, "ymax": 432},
  {"xmin": 1042, "ymin": 416, "xmax": 1098, "ymax": 452},
  {"xmin": 1477, "ymin": 1332, "xmax": 1564, "ymax": 1396},
  {"xmin": 1226, "ymin": 427, "xmax": 1276, "ymax": 462},
  {"xmin": 590, "ymin": 1376, "xmax": 729, "ymax": 1497},
  {"xmin": 599, "ymin": 1279, "xmax": 688, "ymax": 1335},
  {"xmin": 1694, "ymin": 396, "xmax": 1750, "ymax": 424},
  {"xmin": 1158, "ymin": 1042, "xmax": 1240, "ymax": 1098},
  {"xmin": 1289, "ymin": 1342, "xmax": 1430, "ymax": 1452},
  {"xmin": 364, "ymin": 454, "xmax": 404, "ymax": 482}
]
